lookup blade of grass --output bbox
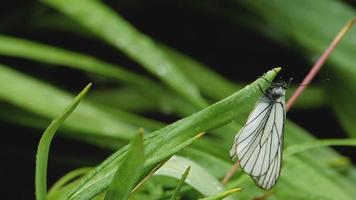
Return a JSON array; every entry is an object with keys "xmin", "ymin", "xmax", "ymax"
[
  {"xmin": 281, "ymin": 156, "xmax": 355, "ymax": 200},
  {"xmin": 0, "ymin": 35, "xmax": 200, "ymax": 116},
  {"xmin": 48, "ymin": 167, "xmax": 93, "ymax": 198},
  {"xmin": 105, "ymin": 132, "xmax": 145, "ymax": 200},
  {"xmin": 180, "ymin": 147, "xmax": 231, "ymax": 178},
  {"xmin": 41, "ymin": 0, "xmax": 208, "ymax": 108},
  {"xmin": 66, "ymin": 68, "xmax": 279, "ymax": 199},
  {"xmin": 285, "ymin": 138, "xmax": 356, "ymax": 156},
  {"xmin": 284, "ymin": 121, "xmax": 356, "ymax": 196},
  {"xmin": 0, "ymin": 35, "xmax": 172, "ymax": 98},
  {"xmin": 155, "ymin": 156, "xmax": 233, "ymax": 200},
  {"xmin": 169, "ymin": 166, "xmax": 191, "ymax": 200},
  {"xmin": 0, "ymin": 64, "xmax": 137, "ymax": 139},
  {"xmin": 87, "ymin": 87, "xmax": 197, "ymax": 116},
  {"xmin": 35, "ymin": 83, "xmax": 91, "ymax": 200},
  {"xmin": 198, "ymin": 188, "xmax": 241, "ymax": 200},
  {"xmin": 131, "ymin": 159, "xmax": 170, "ymax": 194}
]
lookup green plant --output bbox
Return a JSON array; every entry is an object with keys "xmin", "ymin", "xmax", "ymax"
[{"xmin": 1, "ymin": 0, "xmax": 356, "ymax": 199}]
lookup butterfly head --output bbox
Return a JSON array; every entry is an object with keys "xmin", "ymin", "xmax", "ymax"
[{"xmin": 268, "ymin": 80, "xmax": 289, "ymax": 100}]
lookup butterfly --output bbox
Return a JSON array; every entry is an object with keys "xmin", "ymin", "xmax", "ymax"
[{"xmin": 229, "ymin": 80, "xmax": 288, "ymax": 190}]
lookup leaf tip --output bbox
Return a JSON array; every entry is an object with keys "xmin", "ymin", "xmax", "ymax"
[
  {"xmin": 348, "ymin": 18, "xmax": 355, "ymax": 27},
  {"xmin": 185, "ymin": 165, "xmax": 191, "ymax": 172},
  {"xmin": 81, "ymin": 83, "xmax": 92, "ymax": 95},
  {"xmin": 273, "ymin": 67, "xmax": 282, "ymax": 73},
  {"xmin": 195, "ymin": 132, "xmax": 206, "ymax": 139},
  {"xmin": 138, "ymin": 127, "xmax": 145, "ymax": 134},
  {"xmin": 228, "ymin": 188, "xmax": 242, "ymax": 193}
]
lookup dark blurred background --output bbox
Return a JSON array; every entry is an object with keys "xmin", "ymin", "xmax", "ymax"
[{"xmin": 0, "ymin": 0, "xmax": 354, "ymax": 199}]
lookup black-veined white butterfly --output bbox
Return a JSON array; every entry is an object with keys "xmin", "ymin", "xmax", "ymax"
[{"xmin": 229, "ymin": 80, "xmax": 288, "ymax": 190}]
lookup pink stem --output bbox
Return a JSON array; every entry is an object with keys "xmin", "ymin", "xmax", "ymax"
[
  {"xmin": 222, "ymin": 161, "xmax": 239, "ymax": 185},
  {"xmin": 286, "ymin": 19, "xmax": 355, "ymax": 111}
]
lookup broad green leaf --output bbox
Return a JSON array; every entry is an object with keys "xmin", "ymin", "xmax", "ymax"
[
  {"xmin": 169, "ymin": 165, "xmax": 191, "ymax": 200},
  {"xmin": 35, "ymin": 83, "xmax": 91, "ymax": 200},
  {"xmin": 105, "ymin": 133, "xmax": 145, "ymax": 200},
  {"xmin": 0, "ymin": 64, "xmax": 137, "ymax": 140},
  {"xmin": 155, "ymin": 156, "xmax": 232, "ymax": 200},
  {"xmin": 65, "ymin": 68, "xmax": 278, "ymax": 200},
  {"xmin": 180, "ymin": 147, "xmax": 231, "ymax": 178},
  {"xmin": 41, "ymin": 0, "xmax": 208, "ymax": 108}
]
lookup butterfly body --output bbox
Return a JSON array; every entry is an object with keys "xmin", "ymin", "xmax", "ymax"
[{"xmin": 230, "ymin": 81, "xmax": 287, "ymax": 190}]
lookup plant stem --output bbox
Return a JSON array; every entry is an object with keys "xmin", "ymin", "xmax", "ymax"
[
  {"xmin": 222, "ymin": 161, "xmax": 239, "ymax": 185},
  {"xmin": 286, "ymin": 18, "xmax": 355, "ymax": 111}
]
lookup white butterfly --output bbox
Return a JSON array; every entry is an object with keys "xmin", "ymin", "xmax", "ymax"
[{"xmin": 230, "ymin": 80, "xmax": 287, "ymax": 190}]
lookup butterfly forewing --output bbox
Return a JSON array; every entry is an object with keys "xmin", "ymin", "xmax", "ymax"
[{"xmin": 230, "ymin": 82, "xmax": 286, "ymax": 190}]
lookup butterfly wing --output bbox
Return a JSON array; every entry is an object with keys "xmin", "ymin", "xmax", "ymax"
[
  {"xmin": 252, "ymin": 99, "xmax": 285, "ymax": 190},
  {"xmin": 230, "ymin": 96, "xmax": 285, "ymax": 179}
]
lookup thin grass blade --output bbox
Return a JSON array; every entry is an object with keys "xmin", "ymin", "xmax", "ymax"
[
  {"xmin": 198, "ymin": 188, "xmax": 241, "ymax": 200},
  {"xmin": 169, "ymin": 166, "xmax": 191, "ymax": 200},
  {"xmin": 105, "ymin": 132, "xmax": 145, "ymax": 200},
  {"xmin": 285, "ymin": 138, "xmax": 356, "ymax": 156},
  {"xmin": 35, "ymin": 83, "xmax": 91, "ymax": 200}
]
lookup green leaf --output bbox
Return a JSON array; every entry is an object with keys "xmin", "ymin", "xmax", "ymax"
[
  {"xmin": 180, "ymin": 147, "xmax": 231, "ymax": 178},
  {"xmin": 105, "ymin": 132, "xmax": 145, "ymax": 200},
  {"xmin": 0, "ymin": 35, "xmax": 172, "ymax": 99},
  {"xmin": 41, "ymin": 0, "xmax": 207, "ymax": 108},
  {"xmin": 155, "ymin": 156, "xmax": 232, "ymax": 200},
  {"xmin": 48, "ymin": 167, "xmax": 93, "ymax": 199},
  {"xmin": 0, "ymin": 64, "xmax": 137, "ymax": 140},
  {"xmin": 0, "ymin": 35, "xmax": 201, "ymax": 117},
  {"xmin": 169, "ymin": 165, "xmax": 191, "ymax": 200},
  {"xmin": 280, "ymin": 156, "xmax": 355, "ymax": 200},
  {"xmin": 284, "ymin": 121, "xmax": 356, "ymax": 197},
  {"xmin": 285, "ymin": 138, "xmax": 356, "ymax": 156},
  {"xmin": 198, "ymin": 188, "xmax": 241, "ymax": 200},
  {"xmin": 35, "ymin": 83, "xmax": 91, "ymax": 200},
  {"xmin": 66, "ymin": 68, "xmax": 279, "ymax": 200}
]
